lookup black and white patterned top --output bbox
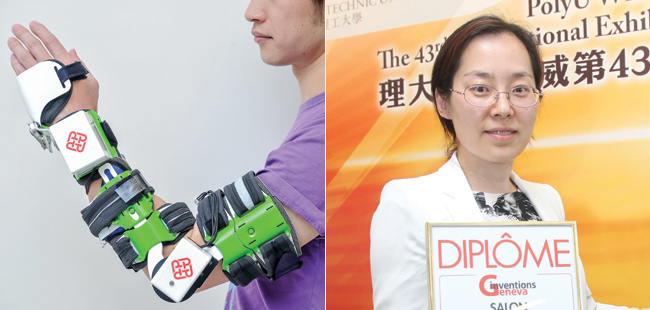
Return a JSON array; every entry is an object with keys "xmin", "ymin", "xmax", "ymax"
[{"xmin": 473, "ymin": 190, "xmax": 541, "ymax": 222}]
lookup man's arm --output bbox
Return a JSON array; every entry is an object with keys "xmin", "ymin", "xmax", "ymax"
[
  {"xmin": 86, "ymin": 180, "xmax": 319, "ymax": 292},
  {"xmin": 9, "ymin": 20, "xmax": 320, "ymax": 295}
]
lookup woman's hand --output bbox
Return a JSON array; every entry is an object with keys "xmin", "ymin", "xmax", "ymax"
[{"xmin": 8, "ymin": 21, "xmax": 99, "ymax": 124}]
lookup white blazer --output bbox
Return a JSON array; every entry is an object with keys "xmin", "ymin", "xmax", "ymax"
[{"xmin": 370, "ymin": 154, "xmax": 631, "ymax": 310}]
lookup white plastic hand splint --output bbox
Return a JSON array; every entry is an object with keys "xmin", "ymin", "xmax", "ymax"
[{"xmin": 16, "ymin": 60, "xmax": 71, "ymax": 125}]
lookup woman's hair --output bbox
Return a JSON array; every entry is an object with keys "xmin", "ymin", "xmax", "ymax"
[{"xmin": 430, "ymin": 15, "xmax": 543, "ymax": 157}]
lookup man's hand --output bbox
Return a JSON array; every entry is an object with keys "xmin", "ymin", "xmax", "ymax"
[{"xmin": 8, "ymin": 21, "xmax": 99, "ymax": 124}]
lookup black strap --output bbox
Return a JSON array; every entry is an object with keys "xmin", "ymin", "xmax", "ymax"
[
  {"xmin": 223, "ymin": 183, "xmax": 248, "ymax": 217},
  {"xmin": 100, "ymin": 121, "xmax": 118, "ymax": 148},
  {"xmin": 80, "ymin": 169, "xmax": 153, "ymax": 237},
  {"xmin": 159, "ymin": 202, "xmax": 196, "ymax": 244},
  {"xmin": 223, "ymin": 171, "xmax": 266, "ymax": 217},
  {"xmin": 243, "ymin": 171, "xmax": 265, "ymax": 206},
  {"xmin": 223, "ymin": 255, "xmax": 265, "ymax": 287},
  {"xmin": 40, "ymin": 60, "xmax": 88, "ymax": 126},
  {"xmin": 55, "ymin": 61, "xmax": 88, "ymax": 86},
  {"xmin": 107, "ymin": 234, "xmax": 140, "ymax": 269}
]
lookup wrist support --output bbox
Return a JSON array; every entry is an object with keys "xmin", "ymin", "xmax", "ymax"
[{"xmin": 17, "ymin": 59, "xmax": 88, "ymax": 127}]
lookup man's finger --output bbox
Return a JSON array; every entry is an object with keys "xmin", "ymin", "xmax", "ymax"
[
  {"xmin": 7, "ymin": 33, "xmax": 37, "ymax": 69},
  {"xmin": 29, "ymin": 21, "xmax": 74, "ymax": 64},
  {"xmin": 9, "ymin": 53, "xmax": 26, "ymax": 75},
  {"xmin": 10, "ymin": 23, "xmax": 51, "ymax": 62}
]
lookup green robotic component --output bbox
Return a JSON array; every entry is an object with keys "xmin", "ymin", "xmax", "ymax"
[
  {"xmin": 150, "ymin": 172, "xmax": 302, "ymax": 302},
  {"xmin": 194, "ymin": 172, "xmax": 302, "ymax": 287}
]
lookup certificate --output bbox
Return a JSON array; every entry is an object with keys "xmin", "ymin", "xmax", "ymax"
[{"xmin": 426, "ymin": 222, "xmax": 581, "ymax": 310}]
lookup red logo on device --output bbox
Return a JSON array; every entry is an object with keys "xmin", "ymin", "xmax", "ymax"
[
  {"xmin": 66, "ymin": 131, "xmax": 87, "ymax": 152},
  {"xmin": 172, "ymin": 258, "xmax": 193, "ymax": 280}
]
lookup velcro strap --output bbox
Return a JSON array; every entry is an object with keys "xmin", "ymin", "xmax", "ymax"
[
  {"xmin": 223, "ymin": 171, "xmax": 266, "ymax": 217},
  {"xmin": 108, "ymin": 202, "xmax": 195, "ymax": 271},
  {"xmin": 55, "ymin": 61, "xmax": 88, "ymax": 85},
  {"xmin": 81, "ymin": 169, "xmax": 153, "ymax": 236},
  {"xmin": 159, "ymin": 202, "xmax": 196, "ymax": 243}
]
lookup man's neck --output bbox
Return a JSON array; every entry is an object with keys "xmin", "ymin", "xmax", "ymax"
[{"xmin": 292, "ymin": 51, "xmax": 325, "ymax": 104}]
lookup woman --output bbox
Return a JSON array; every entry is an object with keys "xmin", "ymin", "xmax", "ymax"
[{"xmin": 370, "ymin": 15, "xmax": 641, "ymax": 310}]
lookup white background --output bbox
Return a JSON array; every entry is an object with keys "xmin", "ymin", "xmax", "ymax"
[{"xmin": 0, "ymin": 1, "xmax": 301, "ymax": 309}]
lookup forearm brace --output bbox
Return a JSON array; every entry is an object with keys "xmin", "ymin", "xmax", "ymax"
[
  {"xmin": 17, "ymin": 60, "xmax": 194, "ymax": 272},
  {"xmin": 17, "ymin": 60, "xmax": 302, "ymax": 303}
]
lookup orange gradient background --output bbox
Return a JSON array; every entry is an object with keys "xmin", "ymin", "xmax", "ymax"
[{"xmin": 326, "ymin": 0, "xmax": 650, "ymax": 309}]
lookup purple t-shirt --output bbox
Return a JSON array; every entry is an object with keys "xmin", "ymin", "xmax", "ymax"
[{"xmin": 224, "ymin": 92, "xmax": 325, "ymax": 310}]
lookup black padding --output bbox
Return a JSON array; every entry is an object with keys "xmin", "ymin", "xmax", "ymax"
[
  {"xmin": 40, "ymin": 92, "xmax": 71, "ymax": 126},
  {"xmin": 159, "ymin": 202, "xmax": 196, "ymax": 243},
  {"xmin": 196, "ymin": 190, "xmax": 229, "ymax": 244},
  {"xmin": 109, "ymin": 157, "xmax": 131, "ymax": 172},
  {"xmin": 77, "ymin": 169, "xmax": 100, "ymax": 192},
  {"xmin": 243, "ymin": 171, "xmax": 265, "ymax": 205},
  {"xmin": 224, "ymin": 183, "xmax": 248, "ymax": 217},
  {"xmin": 259, "ymin": 234, "xmax": 302, "ymax": 280},
  {"xmin": 100, "ymin": 121, "xmax": 118, "ymax": 147},
  {"xmin": 40, "ymin": 60, "xmax": 88, "ymax": 126},
  {"xmin": 131, "ymin": 260, "xmax": 147, "ymax": 271},
  {"xmin": 271, "ymin": 251, "xmax": 302, "ymax": 281},
  {"xmin": 225, "ymin": 255, "xmax": 265, "ymax": 287},
  {"xmin": 107, "ymin": 234, "xmax": 139, "ymax": 269}
]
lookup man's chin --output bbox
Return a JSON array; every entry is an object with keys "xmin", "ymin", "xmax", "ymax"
[{"xmin": 259, "ymin": 51, "xmax": 291, "ymax": 67}]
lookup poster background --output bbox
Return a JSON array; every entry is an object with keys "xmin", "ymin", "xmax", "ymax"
[
  {"xmin": 0, "ymin": 1, "xmax": 300, "ymax": 309},
  {"xmin": 326, "ymin": 0, "xmax": 650, "ymax": 308}
]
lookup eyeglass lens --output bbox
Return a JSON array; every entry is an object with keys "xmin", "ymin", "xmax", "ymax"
[{"xmin": 464, "ymin": 85, "xmax": 539, "ymax": 107}]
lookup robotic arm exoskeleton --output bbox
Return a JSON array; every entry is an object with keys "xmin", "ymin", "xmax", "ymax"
[{"xmin": 16, "ymin": 60, "xmax": 302, "ymax": 303}]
